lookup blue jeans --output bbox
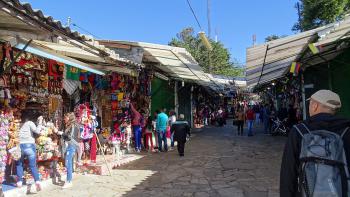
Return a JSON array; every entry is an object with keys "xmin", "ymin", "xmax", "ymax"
[
  {"xmin": 247, "ymin": 120, "xmax": 254, "ymax": 136},
  {"xmin": 255, "ymin": 113, "xmax": 260, "ymax": 124},
  {"xmin": 157, "ymin": 131, "xmax": 167, "ymax": 151},
  {"xmin": 133, "ymin": 125, "xmax": 142, "ymax": 151},
  {"xmin": 65, "ymin": 145, "xmax": 76, "ymax": 182},
  {"xmin": 171, "ymin": 132, "xmax": 174, "ymax": 147},
  {"xmin": 16, "ymin": 143, "xmax": 40, "ymax": 183}
]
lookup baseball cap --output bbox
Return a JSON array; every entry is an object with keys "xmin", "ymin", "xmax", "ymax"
[{"xmin": 308, "ymin": 90, "xmax": 341, "ymax": 109}]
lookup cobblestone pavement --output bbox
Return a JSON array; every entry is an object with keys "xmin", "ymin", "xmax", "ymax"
[{"xmin": 18, "ymin": 121, "xmax": 286, "ymax": 197}]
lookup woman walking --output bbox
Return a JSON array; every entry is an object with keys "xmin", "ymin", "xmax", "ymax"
[
  {"xmin": 16, "ymin": 109, "xmax": 43, "ymax": 191},
  {"xmin": 236, "ymin": 107, "xmax": 245, "ymax": 136},
  {"xmin": 60, "ymin": 112, "xmax": 80, "ymax": 189}
]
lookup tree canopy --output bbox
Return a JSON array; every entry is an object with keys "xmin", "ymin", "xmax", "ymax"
[
  {"xmin": 293, "ymin": 0, "xmax": 350, "ymax": 32},
  {"xmin": 265, "ymin": 35, "xmax": 287, "ymax": 42},
  {"xmin": 169, "ymin": 27, "xmax": 243, "ymax": 77}
]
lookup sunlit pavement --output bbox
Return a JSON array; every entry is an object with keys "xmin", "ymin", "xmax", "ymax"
[{"xmin": 15, "ymin": 120, "xmax": 286, "ymax": 197}]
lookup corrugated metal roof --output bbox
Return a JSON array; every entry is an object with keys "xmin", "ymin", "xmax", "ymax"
[
  {"xmin": 245, "ymin": 21, "xmax": 337, "ymax": 88},
  {"xmin": 33, "ymin": 40, "xmax": 143, "ymax": 68},
  {"xmin": 99, "ymin": 40, "xmax": 224, "ymax": 93},
  {"xmin": 301, "ymin": 15, "xmax": 350, "ymax": 66},
  {"xmin": 0, "ymin": 0, "xmax": 85, "ymax": 40}
]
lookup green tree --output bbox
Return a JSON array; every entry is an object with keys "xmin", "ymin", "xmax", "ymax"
[
  {"xmin": 265, "ymin": 34, "xmax": 287, "ymax": 42},
  {"xmin": 169, "ymin": 27, "xmax": 243, "ymax": 77},
  {"xmin": 293, "ymin": 0, "xmax": 349, "ymax": 32}
]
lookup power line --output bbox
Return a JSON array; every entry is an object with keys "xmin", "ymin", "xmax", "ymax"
[
  {"xmin": 72, "ymin": 23, "xmax": 102, "ymax": 39},
  {"xmin": 186, "ymin": 0, "xmax": 202, "ymax": 30}
]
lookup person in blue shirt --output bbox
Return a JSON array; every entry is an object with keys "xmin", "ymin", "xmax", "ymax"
[{"xmin": 156, "ymin": 109, "xmax": 169, "ymax": 152}]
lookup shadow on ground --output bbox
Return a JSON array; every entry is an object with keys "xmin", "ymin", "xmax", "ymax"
[{"xmin": 119, "ymin": 120, "xmax": 286, "ymax": 197}]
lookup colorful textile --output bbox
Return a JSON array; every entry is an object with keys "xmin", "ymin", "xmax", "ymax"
[
  {"xmin": 79, "ymin": 70, "xmax": 89, "ymax": 83},
  {"xmin": 66, "ymin": 65, "xmax": 80, "ymax": 81},
  {"xmin": 308, "ymin": 43, "xmax": 322, "ymax": 54},
  {"xmin": 290, "ymin": 62, "xmax": 301, "ymax": 76}
]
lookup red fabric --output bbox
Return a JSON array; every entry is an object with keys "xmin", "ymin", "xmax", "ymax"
[
  {"xmin": 246, "ymin": 109, "xmax": 255, "ymax": 120},
  {"xmin": 166, "ymin": 126, "xmax": 171, "ymax": 138},
  {"xmin": 88, "ymin": 73, "xmax": 95, "ymax": 86},
  {"xmin": 48, "ymin": 60, "xmax": 63, "ymax": 80},
  {"xmin": 16, "ymin": 59, "xmax": 29, "ymax": 67},
  {"xmin": 90, "ymin": 133, "xmax": 97, "ymax": 162},
  {"xmin": 145, "ymin": 133, "xmax": 153, "ymax": 150}
]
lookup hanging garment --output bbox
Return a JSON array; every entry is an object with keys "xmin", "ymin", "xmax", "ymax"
[
  {"xmin": 90, "ymin": 133, "xmax": 97, "ymax": 162},
  {"xmin": 65, "ymin": 65, "xmax": 81, "ymax": 81}
]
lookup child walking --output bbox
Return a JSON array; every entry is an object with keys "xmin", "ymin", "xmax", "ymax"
[
  {"xmin": 50, "ymin": 135, "xmax": 62, "ymax": 185},
  {"xmin": 144, "ymin": 117, "xmax": 154, "ymax": 152},
  {"xmin": 109, "ymin": 124, "xmax": 122, "ymax": 167}
]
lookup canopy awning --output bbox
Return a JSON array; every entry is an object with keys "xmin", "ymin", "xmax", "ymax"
[
  {"xmin": 300, "ymin": 15, "xmax": 350, "ymax": 67},
  {"xmin": 246, "ymin": 15, "xmax": 350, "ymax": 88},
  {"xmin": 13, "ymin": 38, "xmax": 105, "ymax": 75},
  {"xmin": 245, "ymin": 23, "xmax": 337, "ymax": 88},
  {"xmin": 99, "ymin": 40, "xmax": 223, "ymax": 92}
]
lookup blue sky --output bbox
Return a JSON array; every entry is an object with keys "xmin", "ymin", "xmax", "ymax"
[{"xmin": 23, "ymin": 0, "xmax": 298, "ymax": 64}]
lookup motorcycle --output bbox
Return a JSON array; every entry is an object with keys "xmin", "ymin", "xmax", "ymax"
[{"xmin": 271, "ymin": 117, "xmax": 289, "ymax": 136}]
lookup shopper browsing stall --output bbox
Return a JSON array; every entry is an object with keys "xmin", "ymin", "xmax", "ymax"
[
  {"xmin": 156, "ymin": 109, "xmax": 169, "ymax": 152},
  {"xmin": 144, "ymin": 117, "xmax": 154, "ymax": 152},
  {"xmin": 169, "ymin": 111, "xmax": 177, "ymax": 150},
  {"xmin": 130, "ymin": 102, "xmax": 142, "ymax": 152},
  {"xmin": 60, "ymin": 112, "xmax": 80, "ymax": 189},
  {"xmin": 16, "ymin": 108, "xmax": 43, "ymax": 192}
]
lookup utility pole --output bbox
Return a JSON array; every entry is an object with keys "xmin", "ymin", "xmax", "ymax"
[
  {"xmin": 67, "ymin": 17, "xmax": 72, "ymax": 27},
  {"xmin": 296, "ymin": 2, "xmax": 302, "ymax": 32},
  {"xmin": 252, "ymin": 34, "xmax": 256, "ymax": 46},
  {"xmin": 207, "ymin": 0, "xmax": 212, "ymax": 73},
  {"xmin": 207, "ymin": 0, "xmax": 211, "ymax": 39}
]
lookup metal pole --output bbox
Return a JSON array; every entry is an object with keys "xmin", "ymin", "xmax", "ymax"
[
  {"xmin": 301, "ymin": 73, "xmax": 307, "ymax": 120},
  {"xmin": 175, "ymin": 82, "xmax": 179, "ymax": 115},
  {"xmin": 328, "ymin": 62, "xmax": 333, "ymax": 90},
  {"xmin": 257, "ymin": 44, "xmax": 269, "ymax": 86},
  {"xmin": 190, "ymin": 87, "xmax": 194, "ymax": 128}
]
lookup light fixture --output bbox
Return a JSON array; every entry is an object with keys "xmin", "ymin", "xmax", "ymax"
[
  {"xmin": 154, "ymin": 72, "xmax": 169, "ymax": 81},
  {"xmin": 267, "ymin": 87, "xmax": 271, "ymax": 90},
  {"xmin": 182, "ymin": 81, "xmax": 185, "ymax": 87},
  {"xmin": 15, "ymin": 43, "xmax": 105, "ymax": 75},
  {"xmin": 272, "ymin": 82, "xmax": 276, "ymax": 86},
  {"xmin": 198, "ymin": 32, "xmax": 213, "ymax": 51}
]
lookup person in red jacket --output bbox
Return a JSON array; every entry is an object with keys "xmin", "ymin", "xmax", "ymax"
[{"xmin": 246, "ymin": 106, "xmax": 255, "ymax": 136}]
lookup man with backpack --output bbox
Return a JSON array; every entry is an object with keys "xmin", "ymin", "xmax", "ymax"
[{"xmin": 280, "ymin": 90, "xmax": 350, "ymax": 197}]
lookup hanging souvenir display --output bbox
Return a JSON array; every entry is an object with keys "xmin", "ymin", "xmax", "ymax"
[
  {"xmin": 74, "ymin": 103, "xmax": 99, "ymax": 163},
  {"xmin": 0, "ymin": 42, "xmax": 14, "ymax": 75},
  {"xmin": 48, "ymin": 60, "xmax": 64, "ymax": 95}
]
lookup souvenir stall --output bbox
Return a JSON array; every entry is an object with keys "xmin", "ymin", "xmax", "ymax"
[
  {"xmin": 260, "ymin": 75, "xmax": 304, "ymax": 123},
  {"xmin": 192, "ymin": 86, "xmax": 217, "ymax": 127},
  {"xmin": 0, "ymin": 41, "xmax": 69, "ymax": 184},
  {"xmin": 98, "ymin": 68, "xmax": 151, "ymax": 153},
  {"xmin": 70, "ymin": 67, "xmax": 151, "ymax": 173}
]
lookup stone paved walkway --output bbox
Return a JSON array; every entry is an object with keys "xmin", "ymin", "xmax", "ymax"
[{"xmin": 12, "ymin": 121, "xmax": 286, "ymax": 197}]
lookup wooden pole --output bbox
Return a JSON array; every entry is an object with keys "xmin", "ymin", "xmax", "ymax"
[{"xmin": 93, "ymin": 130, "xmax": 113, "ymax": 176}]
